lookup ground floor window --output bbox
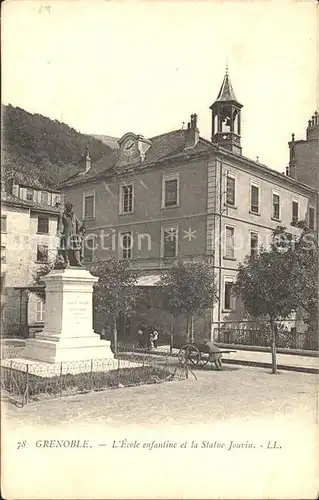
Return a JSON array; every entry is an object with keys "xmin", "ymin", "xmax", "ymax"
[
  {"xmin": 35, "ymin": 301, "xmax": 45, "ymax": 322},
  {"xmin": 224, "ymin": 279, "xmax": 235, "ymax": 311}
]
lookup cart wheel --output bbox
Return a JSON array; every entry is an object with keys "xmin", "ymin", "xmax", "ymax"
[
  {"xmin": 178, "ymin": 344, "xmax": 200, "ymax": 366},
  {"xmin": 197, "ymin": 354, "xmax": 209, "ymax": 367}
]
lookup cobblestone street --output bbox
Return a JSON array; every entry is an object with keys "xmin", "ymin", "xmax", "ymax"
[
  {"xmin": 3, "ymin": 364, "xmax": 317, "ymax": 428},
  {"xmin": 2, "ymin": 365, "xmax": 318, "ymax": 500}
]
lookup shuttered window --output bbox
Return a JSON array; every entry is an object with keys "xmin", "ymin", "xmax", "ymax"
[
  {"xmin": 37, "ymin": 217, "xmax": 49, "ymax": 234},
  {"xmin": 225, "ymin": 226, "xmax": 235, "ymax": 258},
  {"xmin": 35, "ymin": 301, "xmax": 45, "ymax": 322},
  {"xmin": 26, "ymin": 188, "xmax": 34, "ymax": 201},
  {"xmin": 224, "ymin": 282, "xmax": 233, "ymax": 310},
  {"xmin": 292, "ymin": 201, "xmax": 298, "ymax": 225},
  {"xmin": 309, "ymin": 207, "xmax": 315, "ymax": 230},
  {"xmin": 84, "ymin": 193, "xmax": 95, "ymax": 219},
  {"xmin": 121, "ymin": 184, "xmax": 133, "ymax": 213},
  {"xmin": 1, "ymin": 246, "xmax": 6, "ymax": 263},
  {"xmin": 120, "ymin": 232, "xmax": 132, "ymax": 259},
  {"xmin": 250, "ymin": 232, "xmax": 258, "ymax": 258},
  {"xmin": 250, "ymin": 185, "xmax": 259, "ymax": 213},
  {"xmin": 164, "ymin": 179, "xmax": 178, "ymax": 207},
  {"xmin": 226, "ymin": 176, "xmax": 235, "ymax": 206},
  {"xmin": 40, "ymin": 191, "xmax": 49, "ymax": 205},
  {"xmin": 272, "ymin": 194, "xmax": 280, "ymax": 220},
  {"xmin": 37, "ymin": 244, "xmax": 48, "ymax": 263},
  {"xmin": 162, "ymin": 227, "xmax": 178, "ymax": 258},
  {"xmin": 1, "ymin": 216, "xmax": 7, "ymax": 233},
  {"xmin": 83, "ymin": 238, "xmax": 94, "ymax": 263}
]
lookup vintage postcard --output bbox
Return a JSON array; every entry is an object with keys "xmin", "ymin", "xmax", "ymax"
[{"xmin": 1, "ymin": 0, "xmax": 318, "ymax": 499}]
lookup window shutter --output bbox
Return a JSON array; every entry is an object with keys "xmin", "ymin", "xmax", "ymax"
[
  {"xmin": 84, "ymin": 195, "xmax": 94, "ymax": 219},
  {"xmin": 272, "ymin": 194, "xmax": 280, "ymax": 220},
  {"xmin": 226, "ymin": 176, "xmax": 235, "ymax": 205},
  {"xmin": 292, "ymin": 201, "xmax": 298, "ymax": 224},
  {"xmin": 165, "ymin": 180, "xmax": 178, "ymax": 206},
  {"xmin": 163, "ymin": 228, "xmax": 177, "ymax": 257},
  {"xmin": 251, "ymin": 185, "xmax": 259, "ymax": 213},
  {"xmin": 225, "ymin": 227, "xmax": 234, "ymax": 258},
  {"xmin": 309, "ymin": 207, "xmax": 315, "ymax": 230}
]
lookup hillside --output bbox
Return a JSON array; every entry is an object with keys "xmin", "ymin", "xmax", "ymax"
[{"xmin": 1, "ymin": 104, "xmax": 112, "ymax": 189}]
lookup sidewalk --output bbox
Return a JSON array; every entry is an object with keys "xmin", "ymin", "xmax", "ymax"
[
  {"xmin": 221, "ymin": 349, "xmax": 319, "ymax": 373},
  {"xmin": 151, "ymin": 345, "xmax": 319, "ymax": 374}
]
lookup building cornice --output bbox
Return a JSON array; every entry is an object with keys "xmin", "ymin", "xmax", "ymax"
[{"xmin": 62, "ymin": 137, "xmax": 316, "ymax": 196}]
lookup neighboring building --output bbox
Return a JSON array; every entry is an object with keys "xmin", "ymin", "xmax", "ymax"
[
  {"xmin": 287, "ymin": 110, "xmax": 319, "ymax": 337},
  {"xmin": 61, "ymin": 71, "xmax": 318, "ymax": 342},
  {"xmin": 288, "ymin": 112, "xmax": 319, "ymax": 190},
  {"xmin": 1, "ymin": 176, "xmax": 61, "ymax": 336}
]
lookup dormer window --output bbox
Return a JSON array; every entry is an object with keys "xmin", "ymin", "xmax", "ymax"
[{"xmin": 40, "ymin": 191, "xmax": 48, "ymax": 205}]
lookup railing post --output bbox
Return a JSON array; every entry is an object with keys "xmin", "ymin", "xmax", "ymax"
[
  {"xmin": 90, "ymin": 359, "xmax": 93, "ymax": 391},
  {"xmin": 60, "ymin": 362, "xmax": 63, "ymax": 398},
  {"xmin": 25, "ymin": 364, "xmax": 29, "ymax": 404},
  {"xmin": 9, "ymin": 360, "xmax": 13, "ymax": 392},
  {"xmin": 117, "ymin": 357, "xmax": 120, "ymax": 386}
]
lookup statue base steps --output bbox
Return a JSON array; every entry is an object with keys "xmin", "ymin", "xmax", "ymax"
[
  {"xmin": 2, "ymin": 356, "xmax": 142, "ymax": 378},
  {"xmin": 20, "ymin": 267, "xmax": 114, "ymax": 364},
  {"xmin": 23, "ymin": 333, "xmax": 114, "ymax": 363}
]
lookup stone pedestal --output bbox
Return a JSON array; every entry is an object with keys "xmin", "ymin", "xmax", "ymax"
[{"xmin": 23, "ymin": 268, "xmax": 114, "ymax": 363}]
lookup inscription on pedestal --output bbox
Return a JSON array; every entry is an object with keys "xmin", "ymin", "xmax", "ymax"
[{"xmin": 67, "ymin": 296, "xmax": 90, "ymax": 325}]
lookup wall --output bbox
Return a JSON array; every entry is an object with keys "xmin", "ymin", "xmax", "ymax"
[
  {"xmin": 63, "ymin": 157, "xmax": 209, "ymax": 264},
  {"xmin": 293, "ymin": 138, "xmax": 319, "ymax": 190},
  {"xmin": 63, "ymin": 149, "xmax": 316, "ymax": 341},
  {"xmin": 212, "ymin": 157, "xmax": 315, "ymax": 326},
  {"xmin": 1, "ymin": 204, "xmax": 59, "ymax": 336}
]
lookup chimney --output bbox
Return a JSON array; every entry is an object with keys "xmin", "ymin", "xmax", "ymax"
[
  {"xmin": 4, "ymin": 175, "xmax": 14, "ymax": 195},
  {"xmin": 287, "ymin": 133, "xmax": 297, "ymax": 178},
  {"xmin": 306, "ymin": 111, "xmax": 319, "ymax": 140},
  {"xmin": 80, "ymin": 146, "xmax": 91, "ymax": 173},
  {"xmin": 184, "ymin": 113, "xmax": 199, "ymax": 150}
]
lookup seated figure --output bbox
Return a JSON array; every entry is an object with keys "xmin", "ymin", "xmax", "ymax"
[{"xmin": 205, "ymin": 340, "xmax": 223, "ymax": 370}]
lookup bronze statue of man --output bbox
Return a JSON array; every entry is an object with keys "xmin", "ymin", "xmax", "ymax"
[{"xmin": 56, "ymin": 202, "xmax": 85, "ymax": 267}]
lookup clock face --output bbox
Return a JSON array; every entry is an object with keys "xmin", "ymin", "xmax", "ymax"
[{"xmin": 123, "ymin": 139, "xmax": 136, "ymax": 157}]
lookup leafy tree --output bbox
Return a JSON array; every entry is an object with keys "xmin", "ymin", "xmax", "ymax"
[
  {"xmin": 31, "ymin": 261, "xmax": 55, "ymax": 302},
  {"xmin": 90, "ymin": 259, "xmax": 142, "ymax": 354},
  {"xmin": 233, "ymin": 225, "xmax": 317, "ymax": 373},
  {"xmin": 159, "ymin": 260, "xmax": 217, "ymax": 343}
]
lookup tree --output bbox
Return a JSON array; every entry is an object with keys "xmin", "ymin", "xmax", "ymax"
[
  {"xmin": 31, "ymin": 261, "xmax": 55, "ymax": 302},
  {"xmin": 233, "ymin": 225, "xmax": 317, "ymax": 373},
  {"xmin": 159, "ymin": 260, "xmax": 218, "ymax": 343},
  {"xmin": 90, "ymin": 259, "xmax": 142, "ymax": 354}
]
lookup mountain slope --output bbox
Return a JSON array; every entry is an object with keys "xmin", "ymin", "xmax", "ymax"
[{"xmin": 1, "ymin": 104, "xmax": 112, "ymax": 189}]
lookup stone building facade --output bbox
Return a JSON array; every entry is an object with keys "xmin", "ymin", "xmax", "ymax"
[
  {"xmin": 1, "ymin": 179, "xmax": 60, "ymax": 336},
  {"xmin": 61, "ymin": 71, "xmax": 318, "ymax": 342}
]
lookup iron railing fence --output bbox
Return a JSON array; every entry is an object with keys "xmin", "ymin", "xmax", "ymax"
[
  {"xmin": 1, "ymin": 344, "xmax": 25, "ymax": 359},
  {"xmin": 213, "ymin": 320, "xmax": 318, "ymax": 351},
  {"xmin": 1, "ymin": 350, "xmax": 186, "ymax": 407}
]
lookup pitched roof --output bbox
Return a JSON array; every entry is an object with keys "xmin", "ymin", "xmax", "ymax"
[
  {"xmin": 215, "ymin": 71, "xmax": 241, "ymax": 104},
  {"xmin": 2, "ymin": 191, "xmax": 60, "ymax": 214},
  {"xmin": 61, "ymin": 129, "xmax": 212, "ymax": 187}
]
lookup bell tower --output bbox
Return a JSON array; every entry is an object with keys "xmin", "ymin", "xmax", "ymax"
[{"xmin": 210, "ymin": 68, "xmax": 243, "ymax": 155}]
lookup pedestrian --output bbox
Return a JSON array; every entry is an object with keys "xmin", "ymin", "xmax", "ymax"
[
  {"xmin": 152, "ymin": 329, "xmax": 159, "ymax": 349},
  {"xmin": 137, "ymin": 325, "xmax": 145, "ymax": 348},
  {"xmin": 205, "ymin": 339, "xmax": 223, "ymax": 370}
]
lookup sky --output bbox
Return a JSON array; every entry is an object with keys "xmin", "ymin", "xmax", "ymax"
[{"xmin": 2, "ymin": 0, "xmax": 318, "ymax": 172}]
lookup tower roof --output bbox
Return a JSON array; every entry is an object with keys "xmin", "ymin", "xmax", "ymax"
[{"xmin": 214, "ymin": 69, "xmax": 242, "ymax": 105}]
